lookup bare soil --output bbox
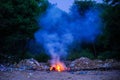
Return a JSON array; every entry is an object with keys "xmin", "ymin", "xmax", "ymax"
[{"xmin": 0, "ymin": 70, "xmax": 120, "ymax": 80}]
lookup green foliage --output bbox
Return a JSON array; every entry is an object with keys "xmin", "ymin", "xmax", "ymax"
[
  {"xmin": 0, "ymin": 0, "xmax": 120, "ymax": 63},
  {"xmin": 0, "ymin": 0, "xmax": 48, "ymax": 62},
  {"xmin": 34, "ymin": 53, "xmax": 50, "ymax": 62},
  {"xmin": 73, "ymin": 0, "xmax": 96, "ymax": 16},
  {"xmin": 98, "ymin": 51, "xmax": 120, "ymax": 60},
  {"xmin": 98, "ymin": 3, "xmax": 120, "ymax": 55},
  {"xmin": 67, "ymin": 49, "xmax": 94, "ymax": 61},
  {"xmin": 69, "ymin": 0, "xmax": 120, "ymax": 60},
  {"xmin": 103, "ymin": 0, "xmax": 119, "ymax": 5},
  {"xmin": 19, "ymin": 52, "xmax": 50, "ymax": 62},
  {"xmin": 80, "ymin": 49, "xmax": 94, "ymax": 59},
  {"xmin": 96, "ymin": 3, "xmax": 120, "ymax": 59}
]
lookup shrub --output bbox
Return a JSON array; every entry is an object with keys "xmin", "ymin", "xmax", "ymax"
[{"xmin": 67, "ymin": 49, "xmax": 94, "ymax": 60}]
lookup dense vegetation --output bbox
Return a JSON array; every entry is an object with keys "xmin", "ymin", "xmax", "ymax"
[
  {"xmin": 68, "ymin": 0, "xmax": 120, "ymax": 60},
  {"xmin": 0, "ymin": 0, "xmax": 48, "ymax": 62},
  {"xmin": 0, "ymin": 0, "xmax": 120, "ymax": 63}
]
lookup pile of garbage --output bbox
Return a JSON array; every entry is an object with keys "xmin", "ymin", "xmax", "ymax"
[
  {"xmin": 0, "ymin": 63, "xmax": 17, "ymax": 71},
  {"xmin": 0, "ymin": 57, "xmax": 120, "ymax": 71},
  {"xmin": 69, "ymin": 57, "xmax": 120, "ymax": 70},
  {"xmin": 69, "ymin": 57, "xmax": 96, "ymax": 70},
  {"xmin": 0, "ymin": 58, "xmax": 49, "ymax": 71},
  {"xmin": 16, "ymin": 58, "xmax": 49, "ymax": 70}
]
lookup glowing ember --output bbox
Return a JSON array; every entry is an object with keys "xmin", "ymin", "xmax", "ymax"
[{"xmin": 50, "ymin": 61, "xmax": 67, "ymax": 72}]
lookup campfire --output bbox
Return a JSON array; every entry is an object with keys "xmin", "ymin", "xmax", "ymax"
[{"xmin": 50, "ymin": 60, "xmax": 67, "ymax": 72}]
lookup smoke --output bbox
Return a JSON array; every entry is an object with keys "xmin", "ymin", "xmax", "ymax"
[{"xmin": 34, "ymin": 1, "xmax": 102, "ymax": 60}]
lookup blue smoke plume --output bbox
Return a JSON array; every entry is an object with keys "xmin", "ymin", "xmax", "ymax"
[{"xmin": 34, "ymin": 3, "xmax": 101, "ymax": 60}]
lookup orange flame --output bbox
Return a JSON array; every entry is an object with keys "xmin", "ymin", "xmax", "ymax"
[{"xmin": 50, "ymin": 61, "xmax": 66, "ymax": 72}]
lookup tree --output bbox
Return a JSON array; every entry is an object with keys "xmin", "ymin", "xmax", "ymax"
[
  {"xmin": 100, "ymin": 1, "xmax": 120, "ymax": 59},
  {"xmin": 94, "ymin": 1, "xmax": 120, "ymax": 59},
  {"xmin": 103, "ymin": 0, "xmax": 120, "ymax": 6},
  {"xmin": 70, "ymin": 0, "xmax": 100, "ymax": 58},
  {"xmin": 73, "ymin": 0, "xmax": 96, "ymax": 16},
  {"xmin": 0, "ymin": 0, "xmax": 48, "ymax": 62}
]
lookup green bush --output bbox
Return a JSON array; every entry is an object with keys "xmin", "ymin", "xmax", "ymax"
[
  {"xmin": 67, "ymin": 49, "xmax": 94, "ymax": 60},
  {"xmin": 98, "ymin": 51, "xmax": 120, "ymax": 60},
  {"xmin": 22, "ymin": 52, "xmax": 50, "ymax": 62},
  {"xmin": 34, "ymin": 53, "xmax": 50, "ymax": 62}
]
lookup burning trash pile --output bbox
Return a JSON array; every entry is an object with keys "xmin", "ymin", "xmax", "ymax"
[
  {"xmin": 49, "ymin": 54, "xmax": 69, "ymax": 72},
  {"xmin": 0, "ymin": 57, "xmax": 120, "ymax": 72},
  {"xmin": 49, "ymin": 61, "xmax": 67, "ymax": 72},
  {"xmin": 16, "ymin": 58, "xmax": 68, "ymax": 72}
]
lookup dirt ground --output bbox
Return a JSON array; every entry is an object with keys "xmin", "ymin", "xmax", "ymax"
[{"xmin": 0, "ymin": 70, "xmax": 120, "ymax": 80}]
